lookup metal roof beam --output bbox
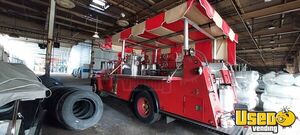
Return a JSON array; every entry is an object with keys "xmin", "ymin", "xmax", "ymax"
[
  {"xmin": 230, "ymin": 0, "xmax": 266, "ymax": 65},
  {"xmin": 106, "ymin": 0, "xmax": 137, "ymax": 14},
  {"xmin": 237, "ymin": 42, "xmax": 300, "ymax": 50},
  {"xmin": 237, "ymin": 46, "xmax": 296, "ymax": 53},
  {"xmin": 143, "ymin": 0, "xmax": 155, "ymax": 5},
  {"xmin": 0, "ymin": 0, "xmax": 107, "ymax": 31},
  {"xmin": 227, "ymin": 0, "xmax": 300, "ymax": 24},
  {"xmin": 30, "ymin": 0, "xmax": 114, "ymax": 27},
  {"xmin": 0, "ymin": 8, "xmax": 95, "ymax": 33},
  {"xmin": 73, "ymin": 1, "xmax": 119, "ymax": 19},
  {"xmin": 238, "ymin": 26, "xmax": 300, "ymax": 37},
  {"xmin": 283, "ymin": 33, "xmax": 300, "ymax": 64}
]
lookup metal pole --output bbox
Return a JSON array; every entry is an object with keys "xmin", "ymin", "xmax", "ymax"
[
  {"xmin": 213, "ymin": 39, "xmax": 217, "ymax": 60},
  {"xmin": 154, "ymin": 49, "xmax": 158, "ymax": 63},
  {"xmin": 120, "ymin": 40, "xmax": 126, "ymax": 74},
  {"xmin": 230, "ymin": 0, "xmax": 265, "ymax": 65},
  {"xmin": 45, "ymin": 0, "xmax": 56, "ymax": 76},
  {"xmin": 121, "ymin": 40, "xmax": 126, "ymax": 60},
  {"xmin": 184, "ymin": 18, "xmax": 189, "ymax": 50},
  {"xmin": 89, "ymin": 41, "xmax": 95, "ymax": 78},
  {"xmin": 6, "ymin": 100, "xmax": 20, "ymax": 135}
]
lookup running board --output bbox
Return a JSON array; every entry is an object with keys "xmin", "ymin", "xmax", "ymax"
[
  {"xmin": 166, "ymin": 116, "xmax": 176, "ymax": 124},
  {"xmin": 160, "ymin": 111, "xmax": 247, "ymax": 135},
  {"xmin": 101, "ymin": 91, "xmax": 118, "ymax": 98}
]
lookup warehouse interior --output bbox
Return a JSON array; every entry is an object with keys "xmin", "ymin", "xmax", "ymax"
[{"xmin": 0, "ymin": 0, "xmax": 300, "ymax": 135}]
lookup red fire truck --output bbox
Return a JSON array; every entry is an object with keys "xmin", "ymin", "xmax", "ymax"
[{"xmin": 93, "ymin": 0, "xmax": 245, "ymax": 134}]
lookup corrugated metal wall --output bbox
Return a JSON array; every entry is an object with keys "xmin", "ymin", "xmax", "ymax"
[{"xmin": 93, "ymin": 47, "xmax": 118, "ymax": 70}]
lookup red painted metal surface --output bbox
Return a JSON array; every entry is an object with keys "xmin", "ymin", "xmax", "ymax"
[
  {"xmin": 96, "ymin": 55, "xmax": 227, "ymax": 127},
  {"xmin": 227, "ymin": 38, "xmax": 237, "ymax": 65},
  {"xmin": 195, "ymin": 40, "xmax": 213, "ymax": 62},
  {"xmin": 220, "ymin": 70, "xmax": 232, "ymax": 85},
  {"xmin": 94, "ymin": 0, "xmax": 239, "ymax": 129}
]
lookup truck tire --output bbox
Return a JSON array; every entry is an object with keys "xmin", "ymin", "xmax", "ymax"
[
  {"xmin": 46, "ymin": 87, "xmax": 77, "ymax": 119},
  {"xmin": 133, "ymin": 91, "xmax": 160, "ymax": 124},
  {"xmin": 55, "ymin": 89, "xmax": 78, "ymax": 125},
  {"xmin": 56, "ymin": 90, "xmax": 103, "ymax": 130}
]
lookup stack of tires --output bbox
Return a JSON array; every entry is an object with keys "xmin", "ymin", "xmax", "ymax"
[
  {"xmin": 39, "ymin": 76, "xmax": 104, "ymax": 130},
  {"xmin": 46, "ymin": 87, "xmax": 103, "ymax": 130},
  {"xmin": 235, "ymin": 71, "xmax": 259, "ymax": 110},
  {"xmin": 261, "ymin": 72, "xmax": 300, "ymax": 114}
]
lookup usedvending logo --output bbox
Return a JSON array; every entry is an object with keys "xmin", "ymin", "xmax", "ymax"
[{"xmin": 235, "ymin": 107, "xmax": 296, "ymax": 134}]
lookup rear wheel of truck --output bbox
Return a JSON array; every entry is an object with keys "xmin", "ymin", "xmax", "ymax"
[{"xmin": 133, "ymin": 91, "xmax": 160, "ymax": 124}]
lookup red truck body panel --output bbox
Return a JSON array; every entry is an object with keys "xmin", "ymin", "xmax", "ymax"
[{"xmin": 96, "ymin": 56, "xmax": 225, "ymax": 127}]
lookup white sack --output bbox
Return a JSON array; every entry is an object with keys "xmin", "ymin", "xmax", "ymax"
[
  {"xmin": 235, "ymin": 71, "xmax": 259, "ymax": 82},
  {"xmin": 219, "ymin": 86, "xmax": 235, "ymax": 112},
  {"xmin": 236, "ymin": 89, "xmax": 257, "ymax": 100},
  {"xmin": 235, "ymin": 71, "xmax": 259, "ymax": 110},
  {"xmin": 274, "ymin": 73, "xmax": 295, "ymax": 86},
  {"xmin": 262, "ymin": 93, "xmax": 300, "ymax": 134},
  {"xmin": 263, "ymin": 97, "xmax": 300, "ymax": 114},
  {"xmin": 295, "ymin": 74, "xmax": 300, "ymax": 87},
  {"xmin": 262, "ymin": 71, "xmax": 276, "ymax": 85},
  {"xmin": 265, "ymin": 84, "xmax": 300, "ymax": 99}
]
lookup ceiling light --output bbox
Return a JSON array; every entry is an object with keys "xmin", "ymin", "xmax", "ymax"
[
  {"xmin": 116, "ymin": 20, "xmax": 129, "ymax": 27},
  {"xmin": 90, "ymin": 0, "xmax": 109, "ymax": 11},
  {"xmin": 268, "ymin": 25, "xmax": 275, "ymax": 30},
  {"xmin": 90, "ymin": 4, "xmax": 104, "ymax": 11},
  {"xmin": 264, "ymin": 0, "xmax": 272, "ymax": 2},
  {"xmin": 121, "ymin": 12, "xmax": 126, "ymax": 18},
  {"xmin": 93, "ymin": 16, "xmax": 100, "ymax": 39},
  {"xmin": 104, "ymin": 5, "xmax": 110, "ymax": 9},
  {"xmin": 89, "ymin": 4, "xmax": 109, "ymax": 11},
  {"xmin": 56, "ymin": 0, "xmax": 75, "ymax": 9},
  {"xmin": 93, "ymin": 0, "xmax": 106, "ymax": 6},
  {"xmin": 93, "ymin": 32, "xmax": 99, "ymax": 39},
  {"xmin": 116, "ymin": 12, "xmax": 129, "ymax": 27},
  {"xmin": 269, "ymin": 39, "xmax": 275, "ymax": 44}
]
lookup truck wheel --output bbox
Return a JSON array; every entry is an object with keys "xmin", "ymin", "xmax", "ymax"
[{"xmin": 133, "ymin": 91, "xmax": 160, "ymax": 124}]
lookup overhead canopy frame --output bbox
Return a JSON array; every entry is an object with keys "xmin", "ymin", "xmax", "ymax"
[{"xmin": 106, "ymin": 0, "xmax": 238, "ymax": 50}]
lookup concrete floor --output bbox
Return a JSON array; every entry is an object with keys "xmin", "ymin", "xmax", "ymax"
[{"xmin": 41, "ymin": 74, "xmax": 219, "ymax": 135}]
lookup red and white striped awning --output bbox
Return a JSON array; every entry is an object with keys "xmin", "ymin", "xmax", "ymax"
[{"xmin": 107, "ymin": 0, "xmax": 238, "ymax": 50}]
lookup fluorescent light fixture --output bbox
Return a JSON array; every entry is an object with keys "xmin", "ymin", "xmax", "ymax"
[
  {"xmin": 90, "ymin": 4, "xmax": 105, "ymax": 11},
  {"xmin": 104, "ymin": 5, "xmax": 110, "ymax": 9},
  {"xmin": 269, "ymin": 39, "xmax": 275, "ymax": 44},
  {"xmin": 92, "ymin": 0, "xmax": 106, "ymax": 6},
  {"xmin": 89, "ymin": 0, "xmax": 110, "ymax": 11},
  {"xmin": 268, "ymin": 25, "xmax": 275, "ymax": 30},
  {"xmin": 264, "ymin": 0, "xmax": 272, "ymax": 2}
]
